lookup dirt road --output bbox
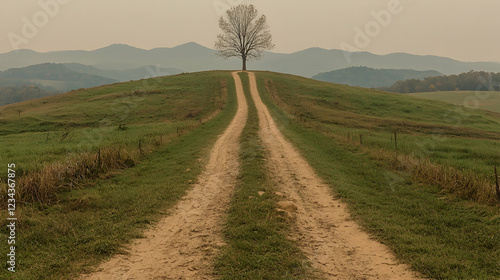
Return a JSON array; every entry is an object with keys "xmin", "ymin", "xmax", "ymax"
[
  {"xmin": 247, "ymin": 72, "xmax": 420, "ymax": 279},
  {"xmin": 81, "ymin": 71, "xmax": 419, "ymax": 279},
  {"xmin": 81, "ymin": 72, "xmax": 248, "ymax": 280}
]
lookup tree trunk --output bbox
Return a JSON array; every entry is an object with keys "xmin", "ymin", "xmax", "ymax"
[{"xmin": 242, "ymin": 55, "xmax": 247, "ymax": 71}]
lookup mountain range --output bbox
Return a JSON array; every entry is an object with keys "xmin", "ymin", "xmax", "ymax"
[{"xmin": 2, "ymin": 42, "xmax": 500, "ymax": 78}]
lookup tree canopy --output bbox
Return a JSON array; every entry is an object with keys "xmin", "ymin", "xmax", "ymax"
[{"xmin": 215, "ymin": 5, "xmax": 274, "ymax": 70}]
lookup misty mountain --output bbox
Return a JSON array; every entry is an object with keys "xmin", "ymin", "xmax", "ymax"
[
  {"xmin": 313, "ymin": 66, "xmax": 442, "ymax": 88},
  {"xmin": 0, "ymin": 43, "xmax": 220, "ymax": 72},
  {"xmin": 1, "ymin": 42, "xmax": 500, "ymax": 78}
]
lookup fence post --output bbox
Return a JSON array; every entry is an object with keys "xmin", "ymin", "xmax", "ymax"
[
  {"xmin": 495, "ymin": 166, "xmax": 500, "ymax": 201},
  {"xmin": 97, "ymin": 148, "xmax": 102, "ymax": 171},
  {"xmin": 394, "ymin": 130, "xmax": 398, "ymax": 151},
  {"xmin": 394, "ymin": 130, "xmax": 398, "ymax": 163}
]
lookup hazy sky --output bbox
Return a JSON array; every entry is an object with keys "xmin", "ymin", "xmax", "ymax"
[{"xmin": 1, "ymin": 0, "xmax": 499, "ymax": 62}]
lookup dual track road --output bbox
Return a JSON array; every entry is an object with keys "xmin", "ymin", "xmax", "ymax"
[{"xmin": 82, "ymin": 72, "xmax": 419, "ymax": 280}]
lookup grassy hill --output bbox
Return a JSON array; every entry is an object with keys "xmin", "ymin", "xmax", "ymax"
[
  {"xmin": 410, "ymin": 91, "xmax": 500, "ymax": 113},
  {"xmin": 312, "ymin": 66, "xmax": 442, "ymax": 88},
  {"xmin": 253, "ymin": 71, "xmax": 500, "ymax": 279},
  {"xmin": 0, "ymin": 71, "xmax": 499, "ymax": 279}
]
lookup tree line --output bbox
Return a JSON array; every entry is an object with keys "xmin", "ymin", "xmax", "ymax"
[{"xmin": 382, "ymin": 71, "xmax": 500, "ymax": 93}]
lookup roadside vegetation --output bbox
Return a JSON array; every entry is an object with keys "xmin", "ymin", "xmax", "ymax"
[
  {"xmin": 0, "ymin": 71, "xmax": 237, "ymax": 279},
  {"xmin": 254, "ymin": 71, "xmax": 500, "ymax": 279},
  {"xmin": 1, "ymin": 70, "xmax": 499, "ymax": 279},
  {"xmin": 215, "ymin": 72, "xmax": 309, "ymax": 279}
]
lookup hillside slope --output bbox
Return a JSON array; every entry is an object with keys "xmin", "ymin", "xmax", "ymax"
[
  {"xmin": 410, "ymin": 91, "xmax": 500, "ymax": 113},
  {"xmin": 254, "ymin": 71, "xmax": 500, "ymax": 279},
  {"xmin": 0, "ymin": 71, "xmax": 498, "ymax": 279}
]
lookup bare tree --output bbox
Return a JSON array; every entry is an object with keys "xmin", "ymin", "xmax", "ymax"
[{"xmin": 215, "ymin": 5, "xmax": 274, "ymax": 71}]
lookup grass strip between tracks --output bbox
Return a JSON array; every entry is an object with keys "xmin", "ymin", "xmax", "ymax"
[{"xmin": 215, "ymin": 72, "xmax": 310, "ymax": 279}]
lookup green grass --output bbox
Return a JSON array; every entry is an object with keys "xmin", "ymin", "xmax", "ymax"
[
  {"xmin": 215, "ymin": 72, "xmax": 309, "ymax": 279},
  {"xmin": 410, "ymin": 91, "xmax": 500, "ymax": 113},
  {"xmin": 0, "ymin": 71, "xmax": 237, "ymax": 279},
  {"xmin": 254, "ymin": 71, "xmax": 500, "ymax": 279},
  {"xmin": 2, "ymin": 70, "xmax": 500, "ymax": 279}
]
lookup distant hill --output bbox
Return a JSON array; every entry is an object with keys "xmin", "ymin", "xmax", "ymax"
[
  {"xmin": 2, "ymin": 43, "xmax": 500, "ymax": 78},
  {"xmin": 383, "ymin": 70, "xmax": 500, "ymax": 93},
  {"xmin": 312, "ymin": 66, "xmax": 442, "ymax": 88},
  {"xmin": 0, "ymin": 85, "xmax": 57, "ymax": 106},
  {"xmin": 63, "ymin": 63, "xmax": 183, "ymax": 82},
  {"xmin": 0, "ymin": 63, "xmax": 120, "ymax": 105},
  {"xmin": 0, "ymin": 63, "xmax": 118, "ymax": 92},
  {"xmin": 0, "ymin": 62, "xmax": 185, "ymax": 105}
]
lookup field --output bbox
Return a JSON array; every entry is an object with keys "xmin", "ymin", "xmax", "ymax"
[
  {"xmin": 410, "ymin": 91, "xmax": 500, "ymax": 113},
  {"xmin": 0, "ymin": 71, "xmax": 499, "ymax": 279}
]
